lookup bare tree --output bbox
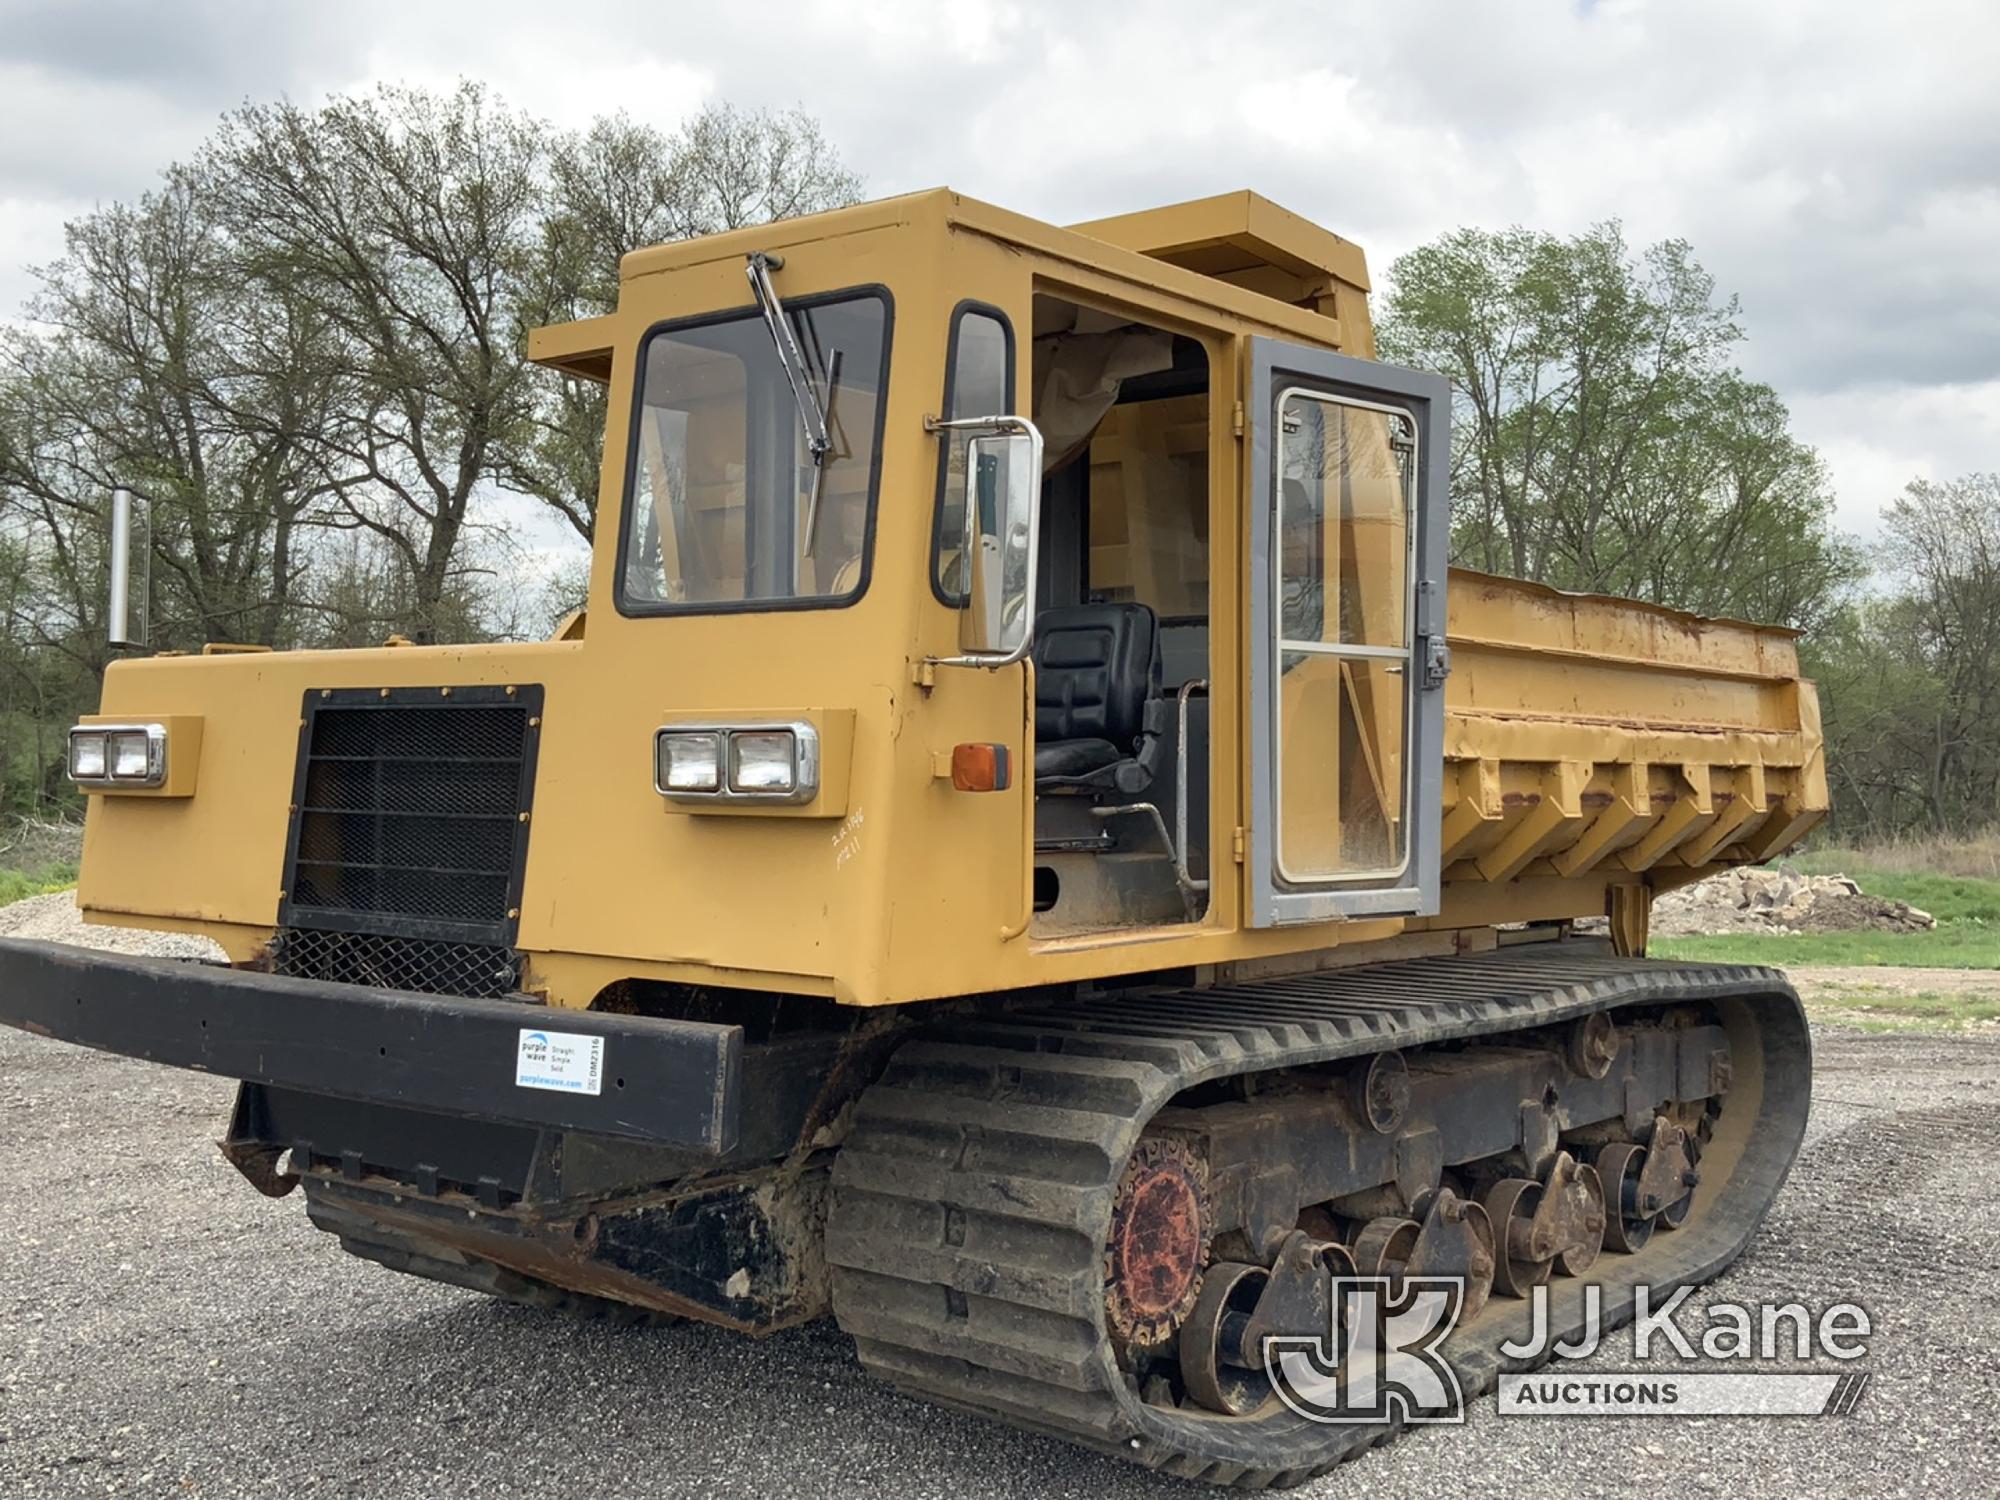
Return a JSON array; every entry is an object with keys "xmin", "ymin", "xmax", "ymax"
[
  {"xmin": 7, "ymin": 170, "xmax": 349, "ymax": 648},
  {"xmin": 0, "ymin": 83, "xmax": 863, "ymax": 811},
  {"xmin": 501, "ymin": 105, "xmax": 863, "ymax": 540},
  {"xmin": 211, "ymin": 83, "xmax": 549, "ymax": 642}
]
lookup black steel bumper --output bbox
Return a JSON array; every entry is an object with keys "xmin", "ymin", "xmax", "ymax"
[{"xmin": 0, "ymin": 938, "xmax": 742, "ymax": 1153}]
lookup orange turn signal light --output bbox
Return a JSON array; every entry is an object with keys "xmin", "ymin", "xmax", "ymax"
[{"xmin": 951, "ymin": 742, "xmax": 1012, "ymax": 793}]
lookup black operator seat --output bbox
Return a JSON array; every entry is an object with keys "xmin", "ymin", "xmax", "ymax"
[{"xmin": 1031, "ymin": 603, "xmax": 1168, "ymax": 794}]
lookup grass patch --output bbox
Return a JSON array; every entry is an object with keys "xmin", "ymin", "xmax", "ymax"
[
  {"xmin": 1792, "ymin": 827, "xmax": 2000, "ymax": 881},
  {"xmin": 1652, "ymin": 922, "xmax": 2000, "ymax": 969},
  {"xmin": 1797, "ymin": 986, "xmax": 2000, "ymax": 1032},
  {"xmin": 0, "ymin": 817, "xmax": 82, "ymax": 906},
  {"xmin": 0, "ymin": 863, "xmax": 76, "ymax": 906}
]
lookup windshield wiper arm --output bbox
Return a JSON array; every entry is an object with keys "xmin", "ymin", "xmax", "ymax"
[{"xmin": 745, "ymin": 251, "xmax": 834, "ymax": 552}]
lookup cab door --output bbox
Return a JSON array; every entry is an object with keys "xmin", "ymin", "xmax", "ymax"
[{"xmin": 1245, "ymin": 340, "xmax": 1450, "ymax": 926}]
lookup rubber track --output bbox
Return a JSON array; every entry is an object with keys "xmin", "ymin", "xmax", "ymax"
[{"xmin": 826, "ymin": 947, "xmax": 1812, "ymax": 1486}]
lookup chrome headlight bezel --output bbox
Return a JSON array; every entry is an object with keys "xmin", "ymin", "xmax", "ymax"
[
  {"xmin": 654, "ymin": 722, "xmax": 820, "ymax": 806},
  {"xmin": 68, "ymin": 722, "xmax": 168, "ymax": 788}
]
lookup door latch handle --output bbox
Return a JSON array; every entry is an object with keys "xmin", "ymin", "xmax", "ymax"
[{"xmin": 1421, "ymin": 634, "xmax": 1453, "ymax": 689}]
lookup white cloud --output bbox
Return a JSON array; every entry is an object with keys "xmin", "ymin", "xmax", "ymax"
[
  {"xmin": 1, "ymin": 0, "xmax": 1995, "ymax": 537},
  {"xmin": 1791, "ymin": 379, "xmax": 2000, "ymax": 536}
]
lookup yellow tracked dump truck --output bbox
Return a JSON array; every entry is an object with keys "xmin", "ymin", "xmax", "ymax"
[{"xmin": 0, "ymin": 190, "xmax": 1825, "ymax": 1484}]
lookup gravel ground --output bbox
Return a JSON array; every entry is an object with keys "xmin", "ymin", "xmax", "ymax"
[
  {"xmin": 3, "ymin": 912, "xmax": 1999, "ymax": 1497},
  {"xmin": 0, "ymin": 893, "xmax": 223, "ymax": 960}
]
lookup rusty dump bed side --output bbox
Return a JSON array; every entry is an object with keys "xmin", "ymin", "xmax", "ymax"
[{"xmin": 1436, "ymin": 569, "xmax": 1826, "ymax": 908}]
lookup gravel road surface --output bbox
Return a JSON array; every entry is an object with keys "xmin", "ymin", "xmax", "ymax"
[{"xmin": 3, "ymin": 911, "xmax": 1998, "ymax": 1496}]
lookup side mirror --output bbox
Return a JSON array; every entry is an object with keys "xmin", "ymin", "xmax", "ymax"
[
  {"xmin": 931, "ymin": 415, "xmax": 1043, "ymax": 668},
  {"xmin": 106, "ymin": 486, "xmax": 150, "ymax": 648}
]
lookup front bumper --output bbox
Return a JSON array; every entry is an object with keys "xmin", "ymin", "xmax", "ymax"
[{"xmin": 0, "ymin": 938, "xmax": 741, "ymax": 1153}]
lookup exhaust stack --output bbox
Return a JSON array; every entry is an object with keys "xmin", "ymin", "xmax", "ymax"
[{"xmin": 107, "ymin": 485, "xmax": 147, "ymax": 647}]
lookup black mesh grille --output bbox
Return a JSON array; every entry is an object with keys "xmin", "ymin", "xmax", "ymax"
[
  {"xmin": 271, "ymin": 927, "xmax": 523, "ymax": 998},
  {"xmin": 280, "ymin": 687, "xmax": 541, "ymax": 953}
]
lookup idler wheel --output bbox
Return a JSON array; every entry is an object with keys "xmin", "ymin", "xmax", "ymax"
[
  {"xmin": 1178, "ymin": 1263, "xmax": 1271, "ymax": 1416},
  {"xmin": 1103, "ymin": 1136, "xmax": 1211, "ymax": 1346}
]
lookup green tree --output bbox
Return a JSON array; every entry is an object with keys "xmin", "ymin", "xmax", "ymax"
[
  {"xmin": 1815, "ymin": 475, "xmax": 2000, "ymax": 836},
  {"xmin": 1378, "ymin": 222, "xmax": 1860, "ymax": 631},
  {"xmin": 2, "ymin": 170, "xmax": 346, "ymax": 651}
]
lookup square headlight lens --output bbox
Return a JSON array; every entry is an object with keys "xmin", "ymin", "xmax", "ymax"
[
  {"xmin": 111, "ymin": 731, "xmax": 153, "ymax": 780},
  {"xmin": 68, "ymin": 731, "xmax": 108, "ymax": 781},
  {"xmin": 657, "ymin": 730, "xmax": 722, "ymax": 792},
  {"xmin": 729, "ymin": 730, "xmax": 797, "ymax": 794}
]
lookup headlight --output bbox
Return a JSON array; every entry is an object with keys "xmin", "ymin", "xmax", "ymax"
[
  {"xmin": 654, "ymin": 722, "xmax": 820, "ymax": 805},
  {"xmin": 68, "ymin": 731, "xmax": 108, "ymax": 781},
  {"xmin": 67, "ymin": 723, "xmax": 167, "ymax": 787},
  {"xmin": 111, "ymin": 731, "xmax": 152, "ymax": 779},
  {"xmin": 729, "ymin": 730, "xmax": 797, "ymax": 794},
  {"xmin": 656, "ymin": 730, "xmax": 722, "ymax": 793}
]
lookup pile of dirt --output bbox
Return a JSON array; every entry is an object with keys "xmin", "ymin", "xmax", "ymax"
[{"xmin": 1648, "ymin": 866, "xmax": 1936, "ymax": 938}]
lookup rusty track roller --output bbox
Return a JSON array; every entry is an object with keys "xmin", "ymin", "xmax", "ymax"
[
  {"xmin": 1481, "ymin": 1151, "xmax": 1607, "ymax": 1295},
  {"xmin": 1597, "ymin": 1116, "xmax": 1700, "ymax": 1251}
]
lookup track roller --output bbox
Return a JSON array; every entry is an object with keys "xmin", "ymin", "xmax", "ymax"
[
  {"xmin": 1597, "ymin": 1115, "xmax": 1702, "ymax": 1251},
  {"xmin": 1481, "ymin": 1150, "xmax": 1607, "ymax": 1295},
  {"xmin": 1595, "ymin": 1141, "xmax": 1654, "ymax": 1252},
  {"xmin": 1350, "ymin": 1215, "xmax": 1418, "ymax": 1279},
  {"xmin": 1181, "ymin": 1231, "xmax": 1353, "ymax": 1416},
  {"xmin": 1354, "ymin": 1190, "xmax": 1496, "ymax": 1317},
  {"xmin": 1180, "ymin": 1262, "xmax": 1272, "ymax": 1416}
]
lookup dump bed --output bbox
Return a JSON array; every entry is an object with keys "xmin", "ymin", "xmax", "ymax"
[{"xmin": 1438, "ymin": 569, "xmax": 1826, "ymax": 912}]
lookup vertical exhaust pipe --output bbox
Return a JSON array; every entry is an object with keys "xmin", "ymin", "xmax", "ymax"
[{"xmin": 107, "ymin": 486, "xmax": 148, "ymax": 648}]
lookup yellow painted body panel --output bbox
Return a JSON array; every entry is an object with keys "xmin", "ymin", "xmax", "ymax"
[{"xmin": 77, "ymin": 189, "xmax": 1825, "ymax": 1007}]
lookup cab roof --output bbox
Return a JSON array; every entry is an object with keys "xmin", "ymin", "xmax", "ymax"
[{"xmin": 531, "ymin": 188, "xmax": 1373, "ymax": 382}]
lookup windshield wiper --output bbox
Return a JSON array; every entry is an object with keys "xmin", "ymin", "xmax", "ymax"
[{"xmin": 745, "ymin": 251, "xmax": 835, "ymax": 552}]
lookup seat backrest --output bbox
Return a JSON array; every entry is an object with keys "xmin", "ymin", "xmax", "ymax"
[{"xmin": 1032, "ymin": 603, "xmax": 1159, "ymax": 749}]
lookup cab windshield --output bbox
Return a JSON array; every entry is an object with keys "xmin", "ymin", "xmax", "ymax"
[{"xmin": 619, "ymin": 289, "xmax": 890, "ymax": 611}]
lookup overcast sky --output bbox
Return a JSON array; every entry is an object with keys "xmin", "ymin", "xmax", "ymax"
[{"xmin": 3, "ymin": 0, "xmax": 1994, "ymax": 542}]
